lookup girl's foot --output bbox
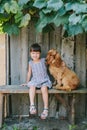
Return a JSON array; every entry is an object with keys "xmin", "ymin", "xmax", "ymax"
[
  {"xmin": 29, "ymin": 105, "xmax": 37, "ymax": 115},
  {"xmin": 40, "ymin": 108, "xmax": 48, "ymax": 119}
]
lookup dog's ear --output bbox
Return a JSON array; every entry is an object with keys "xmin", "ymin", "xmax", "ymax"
[
  {"xmin": 46, "ymin": 55, "xmax": 49, "ymax": 64},
  {"xmin": 46, "ymin": 54, "xmax": 53, "ymax": 65},
  {"xmin": 54, "ymin": 53, "xmax": 62, "ymax": 67}
]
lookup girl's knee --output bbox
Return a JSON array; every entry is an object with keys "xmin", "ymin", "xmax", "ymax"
[
  {"xmin": 41, "ymin": 86, "xmax": 48, "ymax": 92},
  {"xmin": 30, "ymin": 86, "xmax": 36, "ymax": 90}
]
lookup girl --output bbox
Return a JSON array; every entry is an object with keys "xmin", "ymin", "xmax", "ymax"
[{"xmin": 22, "ymin": 43, "xmax": 52, "ymax": 119}]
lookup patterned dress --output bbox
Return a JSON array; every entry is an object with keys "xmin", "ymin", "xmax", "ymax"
[{"xmin": 27, "ymin": 58, "xmax": 52, "ymax": 88}]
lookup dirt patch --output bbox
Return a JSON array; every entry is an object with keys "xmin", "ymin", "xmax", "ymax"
[
  {"xmin": 1, "ymin": 117, "xmax": 69, "ymax": 130},
  {"xmin": 1, "ymin": 117, "xmax": 87, "ymax": 130}
]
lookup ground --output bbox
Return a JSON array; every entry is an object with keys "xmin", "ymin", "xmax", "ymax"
[{"xmin": 1, "ymin": 116, "xmax": 87, "ymax": 130}]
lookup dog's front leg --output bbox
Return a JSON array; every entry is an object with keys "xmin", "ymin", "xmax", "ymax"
[
  {"xmin": 57, "ymin": 73, "xmax": 62, "ymax": 86},
  {"xmin": 55, "ymin": 79, "xmax": 62, "ymax": 89},
  {"xmin": 52, "ymin": 80, "xmax": 57, "ymax": 86},
  {"xmin": 54, "ymin": 74, "xmax": 63, "ymax": 89}
]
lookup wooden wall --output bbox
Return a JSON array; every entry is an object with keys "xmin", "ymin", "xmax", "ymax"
[
  {"xmin": 0, "ymin": 34, "xmax": 6, "ymax": 85},
  {"xmin": 6, "ymin": 24, "xmax": 87, "ymax": 120}
]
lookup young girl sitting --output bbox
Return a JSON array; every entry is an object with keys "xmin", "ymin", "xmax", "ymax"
[{"xmin": 22, "ymin": 43, "xmax": 52, "ymax": 119}]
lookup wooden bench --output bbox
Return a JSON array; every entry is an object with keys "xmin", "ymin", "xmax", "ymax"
[{"xmin": 0, "ymin": 85, "xmax": 87, "ymax": 128}]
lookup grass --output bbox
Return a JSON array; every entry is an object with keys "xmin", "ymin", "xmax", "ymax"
[
  {"xmin": 1, "ymin": 124, "xmax": 38, "ymax": 130},
  {"xmin": 69, "ymin": 124, "xmax": 77, "ymax": 130}
]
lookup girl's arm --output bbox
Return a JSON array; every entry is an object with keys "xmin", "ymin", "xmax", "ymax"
[
  {"xmin": 21, "ymin": 64, "xmax": 32, "ymax": 86},
  {"xmin": 26, "ymin": 64, "xmax": 32, "ymax": 83}
]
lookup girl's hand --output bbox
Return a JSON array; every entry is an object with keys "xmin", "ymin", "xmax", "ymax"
[{"xmin": 20, "ymin": 83, "xmax": 27, "ymax": 86}]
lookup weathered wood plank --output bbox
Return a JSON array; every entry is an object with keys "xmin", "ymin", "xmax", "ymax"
[
  {"xmin": 75, "ymin": 34, "xmax": 86, "ymax": 120},
  {"xmin": 69, "ymin": 94, "xmax": 76, "ymax": 124},
  {"xmin": 4, "ymin": 35, "xmax": 10, "ymax": 117},
  {"xmin": 61, "ymin": 37, "xmax": 74, "ymax": 69},
  {"xmin": 49, "ymin": 27, "xmax": 62, "ymax": 50},
  {"xmin": 41, "ymin": 33, "xmax": 49, "ymax": 56},
  {"xmin": 75, "ymin": 34, "xmax": 86, "ymax": 86},
  {"xmin": 49, "ymin": 27, "xmax": 62, "ymax": 117},
  {"xmin": 12, "ymin": 94, "xmax": 29, "ymax": 115},
  {"xmin": 10, "ymin": 27, "xmax": 28, "ymax": 84},
  {"xmin": 28, "ymin": 22, "xmax": 36, "ymax": 46},
  {"xmin": 10, "ymin": 27, "xmax": 29, "ymax": 115},
  {"xmin": 0, "ymin": 85, "xmax": 87, "ymax": 94},
  {"xmin": 61, "ymin": 36, "xmax": 75, "ymax": 119},
  {"xmin": 0, "ymin": 93, "xmax": 3, "ymax": 128},
  {"xmin": 49, "ymin": 95, "xmax": 57, "ymax": 117}
]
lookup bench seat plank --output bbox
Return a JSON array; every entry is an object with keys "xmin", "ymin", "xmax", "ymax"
[{"xmin": 0, "ymin": 85, "xmax": 87, "ymax": 94}]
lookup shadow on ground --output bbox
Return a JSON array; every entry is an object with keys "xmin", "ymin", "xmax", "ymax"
[{"xmin": 1, "ymin": 117, "xmax": 87, "ymax": 130}]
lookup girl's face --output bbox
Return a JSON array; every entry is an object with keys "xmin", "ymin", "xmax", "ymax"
[{"xmin": 30, "ymin": 51, "xmax": 41, "ymax": 61}]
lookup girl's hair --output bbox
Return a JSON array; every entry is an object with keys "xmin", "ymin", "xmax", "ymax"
[{"xmin": 30, "ymin": 43, "xmax": 41, "ymax": 53}]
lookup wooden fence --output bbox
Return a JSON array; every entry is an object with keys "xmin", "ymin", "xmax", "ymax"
[{"xmin": 5, "ymin": 23, "xmax": 87, "ymax": 120}]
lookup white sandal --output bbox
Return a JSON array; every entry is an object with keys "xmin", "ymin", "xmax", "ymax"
[
  {"xmin": 29, "ymin": 105, "xmax": 37, "ymax": 115},
  {"xmin": 40, "ymin": 108, "xmax": 48, "ymax": 119}
]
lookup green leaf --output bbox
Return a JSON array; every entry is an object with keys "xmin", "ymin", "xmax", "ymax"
[
  {"xmin": 82, "ymin": 17, "xmax": 87, "ymax": 32},
  {"xmin": 3, "ymin": 23, "xmax": 19, "ymax": 35},
  {"xmin": 68, "ymin": 24, "xmax": 83, "ymax": 36},
  {"xmin": 0, "ymin": 5, "xmax": 4, "ymax": 13},
  {"xmin": 33, "ymin": 0, "xmax": 47, "ymax": 9},
  {"xmin": 19, "ymin": 13, "xmax": 31, "ymax": 27},
  {"xmin": 53, "ymin": 13, "xmax": 69, "ymax": 27},
  {"xmin": 0, "ymin": 23, "xmax": 3, "ymax": 34},
  {"xmin": 4, "ymin": 1, "xmax": 20, "ymax": 14},
  {"xmin": 57, "ymin": 6, "xmax": 66, "ymax": 16},
  {"xmin": 69, "ymin": 13, "xmax": 81, "ymax": 25},
  {"xmin": 15, "ymin": 11, "xmax": 23, "ymax": 23},
  {"xmin": 4, "ymin": 3, "xmax": 10, "ymax": 13},
  {"xmin": 10, "ymin": 0, "xmax": 19, "ymax": 14},
  {"xmin": 42, "ymin": 8, "xmax": 52, "ymax": 14},
  {"xmin": 0, "ymin": 13, "xmax": 10, "ymax": 21},
  {"xmin": 47, "ymin": 0, "xmax": 63, "ymax": 11},
  {"xmin": 35, "ymin": 11, "xmax": 55, "ymax": 32},
  {"xmin": 65, "ymin": 2, "xmax": 87, "ymax": 14},
  {"xmin": 18, "ymin": 0, "xmax": 30, "ymax": 5},
  {"xmin": 35, "ymin": 12, "xmax": 48, "ymax": 32}
]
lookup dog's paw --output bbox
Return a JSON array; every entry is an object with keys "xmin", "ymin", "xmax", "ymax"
[
  {"xmin": 53, "ymin": 84, "xmax": 61, "ymax": 89},
  {"xmin": 55, "ymin": 85, "xmax": 72, "ymax": 91}
]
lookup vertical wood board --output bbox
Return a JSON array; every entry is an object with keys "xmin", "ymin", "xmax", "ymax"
[
  {"xmin": 75, "ymin": 34, "xmax": 86, "ymax": 120},
  {"xmin": 61, "ymin": 37, "xmax": 75, "ymax": 69},
  {"xmin": 75, "ymin": 34, "xmax": 86, "ymax": 86},
  {"xmin": 49, "ymin": 27, "xmax": 62, "ymax": 117},
  {"xmin": 10, "ymin": 27, "xmax": 29, "ymax": 115}
]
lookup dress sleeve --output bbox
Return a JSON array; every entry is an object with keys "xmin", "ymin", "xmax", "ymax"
[
  {"xmin": 29, "ymin": 60, "xmax": 32, "ymax": 67},
  {"xmin": 42, "ymin": 58, "xmax": 45, "ymax": 61},
  {"xmin": 42, "ymin": 58, "xmax": 46, "ymax": 64}
]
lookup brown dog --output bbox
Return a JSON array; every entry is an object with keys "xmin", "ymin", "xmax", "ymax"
[{"xmin": 46, "ymin": 49, "xmax": 80, "ymax": 91}]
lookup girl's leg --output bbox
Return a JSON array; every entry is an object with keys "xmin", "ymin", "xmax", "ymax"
[
  {"xmin": 29, "ymin": 86, "xmax": 36, "ymax": 105},
  {"xmin": 29, "ymin": 86, "xmax": 36, "ymax": 114},
  {"xmin": 40, "ymin": 86, "xmax": 49, "ymax": 119},
  {"xmin": 41, "ymin": 86, "xmax": 48, "ymax": 109}
]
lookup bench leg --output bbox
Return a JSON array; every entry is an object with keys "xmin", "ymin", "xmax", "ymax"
[
  {"xmin": 0, "ymin": 93, "xmax": 3, "ymax": 128},
  {"xmin": 70, "ymin": 94, "xmax": 76, "ymax": 124},
  {"xmin": 55, "ymin": 94, "xmax": 70, "ymax": 109}
]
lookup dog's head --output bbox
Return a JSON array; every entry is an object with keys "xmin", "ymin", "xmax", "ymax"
[{"xmin": 46, "ymin": 49, "xmax": 62, "ymax": 67}]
